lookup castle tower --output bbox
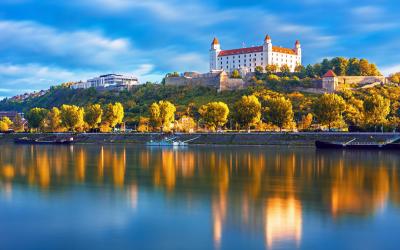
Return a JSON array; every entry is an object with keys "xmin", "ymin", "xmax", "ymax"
[
  {"xmin": 263, "ymin": 35, "xmax": 273, "ymax": 65},
  {"xmin": 294, "ymin": 40, "xmax": 301, "ymax": 65},
  {"xmin": 210, "ymin": 37, "xmax": 221, "ymax": 71}
]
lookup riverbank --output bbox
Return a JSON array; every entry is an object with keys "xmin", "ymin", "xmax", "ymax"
[{"xmin": 1, "ymin": 132, "xmax": 399, "ymax": 146}]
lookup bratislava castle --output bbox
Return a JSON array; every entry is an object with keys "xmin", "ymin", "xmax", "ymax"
[{"xmin": 209, "ymin": 35, "xmax": 301, "ymax": 73}]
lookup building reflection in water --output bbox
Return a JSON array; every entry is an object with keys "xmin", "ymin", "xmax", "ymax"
[
  {"xmin": 0, "ymin": 145, "xmax": 400, "ymax": 248},
  {"xmin": 265, "ymin": 197, "xmax": 302, "ymax": 248}
]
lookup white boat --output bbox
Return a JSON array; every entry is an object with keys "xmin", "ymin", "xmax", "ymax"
[{"xmin": 146, "ymin": 136, "xmax": 199, "ymax": 147}]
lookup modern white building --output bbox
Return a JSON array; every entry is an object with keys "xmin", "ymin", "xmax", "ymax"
[
  {"xmin": 210, "ymin": 35, "xmax": 301, "ymax": 73},
  {"xmin": 72, "ymin": 74, "xmax": 139, "ymax": 90}
]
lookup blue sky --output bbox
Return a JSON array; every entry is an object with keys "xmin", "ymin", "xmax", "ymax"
[{"xmin": 1, "ymin": 0, "xmax": 400, "ymax": 98}]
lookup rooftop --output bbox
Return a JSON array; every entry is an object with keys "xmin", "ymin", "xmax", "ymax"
[{"xmin": 218, "ymin": 45, "xmax": 297, "ymax": 56}]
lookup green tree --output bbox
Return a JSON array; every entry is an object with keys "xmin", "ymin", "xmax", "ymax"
[
  {"xmin": 255, "ymin": 66, "xmax": 264, "ymax": 77},
  {"xmin": 347, "ymin": 58, "xmax": 361, "ymax": 75},
  {"xmin": 103, "ymin": 102, "xmax": 124, "ymax": 130},
  {"xmin": 321, "ymin": 59, "xmax": 332, "ymax": 75},
  {"xmin": 60, "ymin": 105, "xmax": 85, "ymax": 132},
  {"xmin": 363, "ymin": 94, "xmax": 390, "ymax": 128},
  {"xmin": 26, "ymin": 107, "xmax": 48, "ymax": 132},
  {"xmin": 305, "ymin": 64, "xmax": 315, "ymax": 78},
  {"xmin": 313, "ymin": 93, "xmax": 346, "ymax": 131},
  {"xmin": 295, "ymin": 65, "xmax": 306, "ymax": 78},
  {"xmin": 263, "ymin": 97, "xmax": 294, "ymax": 131},
  {"xmin": 12, "ymin": 113, "xmax": 25, "ymax": 132},
  {"xmin": 85, "ymin": 104, "xmax": 103, "ymax": 130},
  {"xmin": 233, "ymin": 95, "xmax": 261, "ymax": 131},
  {"xmin": 231, "ymin": 69, "xmax": 241, "ymax": 79},
  {"xmin": 47, "ymin": 107, "xmax": 63, "ymax": 132},
  {"xmin": 313, "ymin": 63, "xmax": 322, "ymax": 77},
  {"xmin": 198, "ymin": 102, "xmax": 229, "ymax": 131},
  {"xmin": 149, "ymin": 101, "xmax": 176, "ymax": 132},
  {"xmin": 331, "ymin": 57, "xmax": 348, "ymax": 76}
]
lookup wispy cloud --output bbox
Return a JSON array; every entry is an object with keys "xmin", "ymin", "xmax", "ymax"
[{"xmin": 0, "ymin": 20, "xmax": 138, "ymax": 69}]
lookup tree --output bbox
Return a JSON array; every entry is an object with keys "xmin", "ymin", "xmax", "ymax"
[
  {"xmin": 388, "ymin": 72, "xmax": 400, "ymax": 84},
  {"xmin": 12, "ymin": 113, "xmax": 25, "ymax": 132},
  {"xmin": 265, "ymin": 64, "xmax": 278, "ymax": 74},
  {"xmin": 347, "ymin": 58, "xmax": 360, "ymax": 75},
  {"xmin": 47, "ymin": 107, "xmax": 63, "ymax": 132},
  {"xmin": 363, "ymin": 94, "xmax": 390, "ymax": 128},
  {"xmin": 255, "ymin": 66, "xmax": 264, "ymax": 78},
  {"xmin": 280, "ymin": 64, "xmax": 290, "ymax": 76},
  {"xmin": 198, "ymin": 102, "xmax": 229, "ymax": 131},
  {"xmin": 60, "ymin": 105, "xmax": 85, "ymax": 132},
  {"xmin": 359, "ymin": 59, "xmax": 370, "ymax": 76},
  {"xmin": 0, "ymin": 117, "xmax": 13, "ymax": 132},
  {"xmin": 85, "ymin": 104, "xmax": 103, "ymax": 130},
  {"xmin": 149, "ymin": 100, "xmax": 176, "ymax": 132},
  {"xmin": 295, "ymin": 65, "xmax": 306, "ymax": 78},
  {"xmin": 321, "ymin": 59, "xmax": 332, "ymax": 75},
  {"xmin": 149, "ymin": 102, "xmax": 161, "ymax": 130},
  {"xmin": 231, "ymin": 69, "xmax": 241, "ymax": 79},
  {"xmin": 299, "ymin": 113, "xmax": 313, "ymax": 131},
  {"xmin": 137, "ymin": 117, "xmax": 150, "ymax": 132},
  {"xmin": 233, "ymin": 95, "xmax": 261, "ymax": 131},
  {"xmin": 103, "ymin": 102, "xmax": 124, "ymax": 130},
  {"xmin": 305, "ymin": 64, "xmax": 315, "ymax": 78},
  {"xmin": 331, "ymin": 57, "xmax": 348, "ymax": 76},
  {"xmin": 175, "ymin": 116, "xmax": 197, "ymax": 133},
  {"xmin": 263, "ymin": 97, "xmax": 294, "ymax": 131},
  {"xmin": 313, "ymin": 93, "xmax": 346, "ymax": 131},
  {"xmin": 26, "ymin": 108, "xmax": 48, "ymax": 131}
]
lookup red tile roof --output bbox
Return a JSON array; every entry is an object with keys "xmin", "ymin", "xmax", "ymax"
[
  {"xmin": 272, "ymin": 46, "xmax": 297, "ymax": 55},
  {"xmin": 323, "ymin": 70, "xmax": 337, "ymax": 78},
  {"xmin": 265, "ymin": 35, "xmax": 271, "ymax": 41},
  {"xmin": 218, "ymin": 46, "xmax": 263, "ymax": 56},
  {"xmin": 218, "ymin": 45, "xmax": 297, "ymax": 57}
]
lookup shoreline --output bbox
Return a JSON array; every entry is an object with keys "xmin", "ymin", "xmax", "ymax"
[{"xmin": 1, "ymin": 132, "xmax": 399, "ymax": 146}]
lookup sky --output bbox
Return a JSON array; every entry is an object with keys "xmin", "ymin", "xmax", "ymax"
[{"xmin": 0, "ymin": 0, "xmax": 400, "ymax": 98}]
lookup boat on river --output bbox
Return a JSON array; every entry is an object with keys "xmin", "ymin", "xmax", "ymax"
[
  {"xmin": 14, "ymin": 136, "xmax": 75, "ymax": 145},
  {"xmin": 146, "ymin": 136, "xmax": 199, "ymax": 147},
  {"xmin": 315, "ymin": 137, "xmax": 400, "ymax": 150}
]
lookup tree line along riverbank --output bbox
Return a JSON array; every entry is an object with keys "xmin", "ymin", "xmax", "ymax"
[{"xmin": 1, "ymin": 132, "xmax": 399, "ymax": 146}]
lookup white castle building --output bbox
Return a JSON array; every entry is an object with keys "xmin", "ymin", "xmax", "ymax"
[{"xmin": 209, "ymin": 35, "xmax": 301, "ymax": 73}]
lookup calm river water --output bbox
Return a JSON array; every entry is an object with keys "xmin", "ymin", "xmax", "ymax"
[{"xmin": 0, "ymin": 144, "xmax": 399, "ymax": 250}]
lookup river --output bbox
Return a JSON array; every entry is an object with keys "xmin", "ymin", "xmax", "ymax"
[{"xmin": 0, "ymin": 144, "xmax": 399, "ymax": 250}]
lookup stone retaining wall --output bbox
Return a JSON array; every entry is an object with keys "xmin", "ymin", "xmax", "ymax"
[{"xmin": 1, "ymin": 132, "xmax": 399, "ymax": 146}]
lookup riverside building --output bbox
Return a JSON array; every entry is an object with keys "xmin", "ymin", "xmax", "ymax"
[{"xmin": 72, "ymin": 74, "xmax": 139, "ymax": 90}]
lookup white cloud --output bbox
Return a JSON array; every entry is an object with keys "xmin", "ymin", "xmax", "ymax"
[
  {"xmin": 381, "ymin": 64, "xmax": 400, "ymax": 76},
  {"xmin": 352, "ymin": 6, "xmax": 383, "ymax": 17},
  {"xmin": 74, "ymin": 0, "xmax": 235, "ymax": 26},
  {"xmin": 0, "ymin": 20, "xmax": 136, "ymax": 68}
]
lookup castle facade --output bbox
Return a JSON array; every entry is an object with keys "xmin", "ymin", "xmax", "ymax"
[{"xmin": 209, "ymin": 35, "xmax": 301, "ymax": 73}]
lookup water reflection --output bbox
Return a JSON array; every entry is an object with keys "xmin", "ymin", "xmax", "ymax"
[{"xmin": 0, "ymin": 145, "xmax": 400, "ymax": 249}]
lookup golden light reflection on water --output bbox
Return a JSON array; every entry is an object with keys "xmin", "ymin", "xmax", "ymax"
[{"xmin": 0, "ymin": 145, "xmax": 399, "ymax": 248}]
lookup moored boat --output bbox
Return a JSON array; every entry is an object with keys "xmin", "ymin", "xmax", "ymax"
[
  {"xmin": 14, "ymin": 137, "xmax": 75, "ymax": 145},
  {"xmin": 315, "ymin": 137, "xmax": 400, "ymax": 150},
  {"xmin": 146, "ymin": 136, "xmax": 200, "ymax": 147}
]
